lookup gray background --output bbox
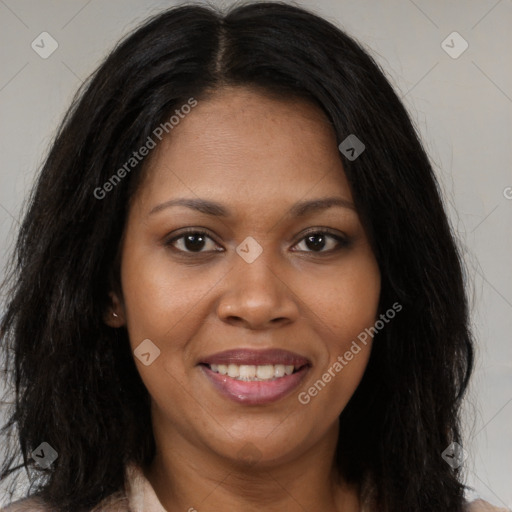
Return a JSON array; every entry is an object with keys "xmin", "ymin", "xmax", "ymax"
[{"xmin": 1, "ymin": 0, "xmax": 511, "ymax": 508}]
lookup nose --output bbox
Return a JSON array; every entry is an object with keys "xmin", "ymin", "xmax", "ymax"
[{"xmin": 216, "ymin": 251, "xmax": 300, "ymax": 330}]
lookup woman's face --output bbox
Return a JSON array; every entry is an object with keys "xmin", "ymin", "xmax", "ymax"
[{"xmin": 109, "ymin": 86, "xmax": 381, "ymax": 467}]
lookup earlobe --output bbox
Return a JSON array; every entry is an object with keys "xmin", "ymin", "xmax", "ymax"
[{"xmin": 104, "ymin": 292, "xmax": 126, "ymax": 327}]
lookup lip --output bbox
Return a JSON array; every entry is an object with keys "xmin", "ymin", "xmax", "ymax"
[
  {"xmin": 198, "ymin": 349, "xmax": 311, "ymax": 405},
  {"xmin": 200, "ymin": 348, "xmax": 310, "ymax": 367},
  {"xmin": 200, "ymin": 364, "xmax": 310, "ymax": 405}
]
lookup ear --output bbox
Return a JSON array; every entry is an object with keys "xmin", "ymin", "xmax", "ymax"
[{"xmin": 104, "ymin": 291, "xmax": 126, "ymax": 327}]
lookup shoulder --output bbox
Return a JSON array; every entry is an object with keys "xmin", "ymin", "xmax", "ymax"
[
  {"xmin": 1, "ymin": 463, "xmax": 139, "ymax": 512},
  {"xmin": 466, "ymin": 498, "xmax": 511, "ymax": 512},
  {"xmin": 1, "ymin": 491, "xmax": 130, "ymax": 512},
  {"xmin": 0, "ymin": 496, "xmax": 49, "ymax": 511},
  {"xmin": 359, "ymin": 474, "xmax": 510, "ymax": 512}
]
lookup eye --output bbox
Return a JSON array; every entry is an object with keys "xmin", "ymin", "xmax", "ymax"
[
  {"xmin": 292, "ymin": 230, "xmax": 350, "ymax": 253},
  {"xmin": 165, "ymin": 230, "xmax": 223, "ymax": 253},
  {"xmin": 165, "ymin": 228, "xmax": 350, "ymax": 255}
]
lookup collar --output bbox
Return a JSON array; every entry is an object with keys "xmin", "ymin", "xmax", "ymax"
[{"xmin": 123, "ymin": 461, "xmax": 167, "ymax": 512}]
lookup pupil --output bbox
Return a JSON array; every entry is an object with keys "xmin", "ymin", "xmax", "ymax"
[
  {"xmin": 306, "ymin": 234, "xmax": 325, "ymax": 251},
  {"xmin": 185, "ymin": 234, "xmax": 205, "ymax": 251}
]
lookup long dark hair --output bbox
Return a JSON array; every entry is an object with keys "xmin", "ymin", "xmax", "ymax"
[{"xmin": 0, "ymin": 2, "xmax": 474, "ymax": 511}]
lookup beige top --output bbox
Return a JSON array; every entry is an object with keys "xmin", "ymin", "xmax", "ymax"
[{"xmin": 1, "ymin": 462, "xmax": 509, "ymax": 511}]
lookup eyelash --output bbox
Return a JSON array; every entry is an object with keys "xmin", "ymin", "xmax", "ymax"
[{"xmin": 164, "ymin": 228, "xmax": 351, "ymax": 256}]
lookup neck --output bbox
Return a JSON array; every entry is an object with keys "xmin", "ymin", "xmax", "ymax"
[{"xmin": 145, "ymin": 421, "xmax": 361, "ymax": 512}]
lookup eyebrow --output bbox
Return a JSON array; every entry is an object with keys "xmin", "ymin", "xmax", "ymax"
[{"xmin": 148, "ymin": 196, "xmax": 356, "ymax": 217}]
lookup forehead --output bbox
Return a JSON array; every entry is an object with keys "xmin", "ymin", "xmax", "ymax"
[{"xmin": 134, "ymin": 86, "xmax": 352, "ymax": 211}]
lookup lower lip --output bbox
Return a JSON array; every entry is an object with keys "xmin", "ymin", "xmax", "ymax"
[{"xmin": 200, "ymin": 365, "xmax": 310, "ymax": 405}]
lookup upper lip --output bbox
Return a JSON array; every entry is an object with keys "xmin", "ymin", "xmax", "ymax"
[{"xmin": 200, "ymin": 349, "xmax": 311, "ymax": 367}]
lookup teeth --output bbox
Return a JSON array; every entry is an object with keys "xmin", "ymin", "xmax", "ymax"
[
  {"xmin": 256, "ymin": 365, "xmax": 274, "ymax": 379},
  {"xmin": 227, "ymin": 364, "xmax": 239, "ymax": 378},
  {"xmin": 240, "ymin": 365, "xmax": 256, "ymax": 379},
  {"xmin": 209, "ymin": 363, "xmax": 297, "ymax": 381}
]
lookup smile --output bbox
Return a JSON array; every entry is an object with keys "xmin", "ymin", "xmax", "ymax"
[
  {"xmin": 199, "ymin": 349, "xmax": 311, "ymax": 405},
  {"xmin": 208, "ymin": 363, "xmax": 296, "ymax": 381}
]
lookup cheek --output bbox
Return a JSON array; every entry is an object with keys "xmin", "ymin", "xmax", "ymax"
[
  {"xmin": 299, "ymin": 252, "xmax": 380, "ymax": 404},
  {"xmin": 118, "ymin": 240, "xmax": 224, "ymax": 406},
  {"xmin": 118, "ymin": 250, "xmax": 199, "ymax": 410},
  {"xmin": 309, "ymin": 254, "xmax": 381, "ymax": 342},
  {"xmin": 119, "ymin": 244, "xmax": 213, "ymax": 346}
]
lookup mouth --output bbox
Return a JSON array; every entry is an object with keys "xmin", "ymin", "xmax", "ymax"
[
  {"xmin": 205, "ymin": 362, "xmax": 301, "ymax": 381},
  {"xmin": 198, "ymin": 349, "xmax": 311, "ymax": 405}
]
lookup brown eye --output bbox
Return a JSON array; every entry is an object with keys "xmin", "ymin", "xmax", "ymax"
[
  {"xmin": 293, "ymin": 231, "xmax": 350, "ymax": 253},
  {"xmin": 166, "ymin": 231, "xmax": 222, "ymax": 253}
]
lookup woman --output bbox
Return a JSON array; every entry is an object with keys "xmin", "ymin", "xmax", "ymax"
[{"xmin": 0, "ymin": 2, "xmax": 506, "ymax": 511}]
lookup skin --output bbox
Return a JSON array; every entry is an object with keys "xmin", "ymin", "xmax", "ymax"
[{"xmin": 106, "ymin": 86, "xmax": 381, "ymax": 512}]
